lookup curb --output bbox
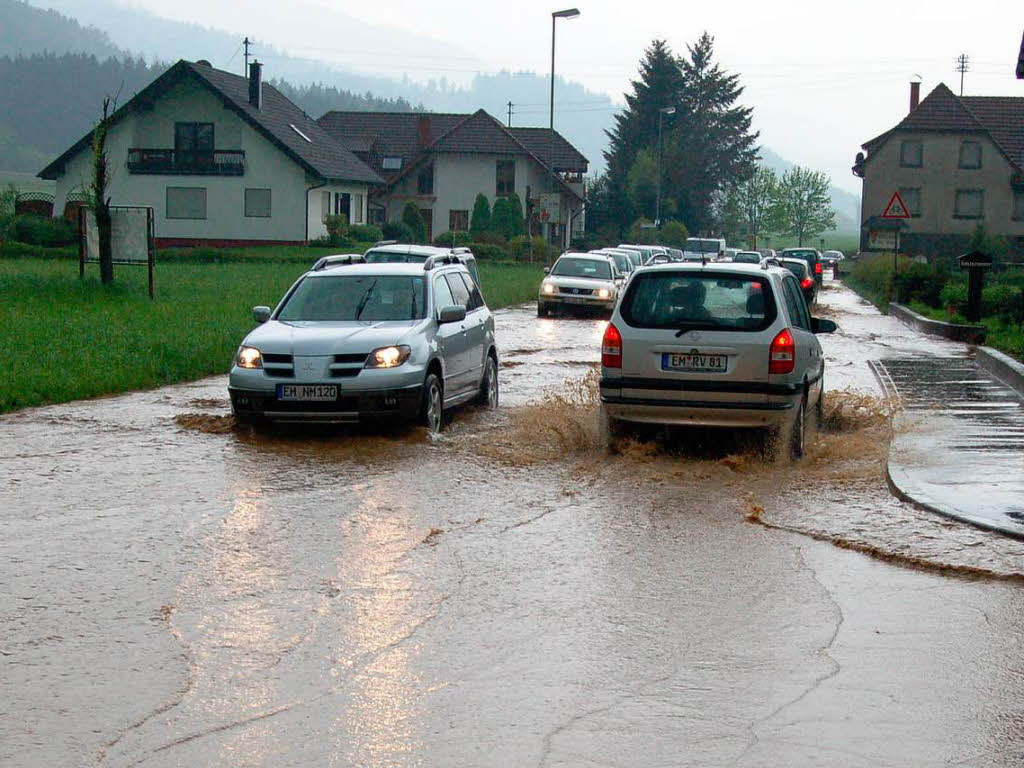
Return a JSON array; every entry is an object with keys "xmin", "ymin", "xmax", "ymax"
[
  {"xmin": 888, "ymin": 302, "xmax": 986, "ymax": 344},
  {"xmin": 976, "ymin": 346, "xmax": 1024, "ymax": 396}
]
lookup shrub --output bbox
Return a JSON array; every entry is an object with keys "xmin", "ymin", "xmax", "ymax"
[
  {"xmin": 467, "ymin": 242, "xmax": 509, "ymax": 260},
  {"xmin": 401, "ymin": 203, "xmax": 427, "ymax": 244},
  {"xmin": 659, "ymin": 220, "xmax": 689, "ymax": 248},
  {"xmin": 628, "ymin": 218, "xmax": 657, "ymax": 244},
  {"xmin": 0, "ymin": 184, "xmax": 16, "ymax": 242},
  {"xmin": 505, "ymin": 195, "xmax": 526, "ymax": 239},
  {"xmin": 892, "ymin": 261, "xmax": 948, "ymax": 307},
  {"xmin": 324, "ymin": 214, "xmax": 348, "ymax": 246},
  {"xmin": 941, "ymin": 281, "xmax": 1024, "ymax": 322},
  {"xmin": 10, "ymin": 214, "xmax": 77, "ymax": 247},
  {"xmin": 349, "ymin": 224, "xmax": 383, "ymax": 242},
  {"xmin": 470, "ymin": 193, "xmax": 491, "ymax": 236},
  {"xmin": 381, "ymin": 220, "xmax": 414, "ymax": 243},
  {"xmin": 509, "ymin": 235, "xmax": 549, "ymax": 261},
  {"xmin": 432, "ymin": 230, "xmax": 473, "ymax": 247},
  {"xmin": 472, "ymin": 230, "xmax": 507, "ymax": 247}
]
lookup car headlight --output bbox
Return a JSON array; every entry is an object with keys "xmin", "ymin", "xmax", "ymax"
[
  {"xmin": 597, "ymin": 287, "xmax": 611, "ymax": 299},
  {"xmin": 236, "ymin": 346, "xmax": 262, "ymax": 369},
  {"xmin": 542, "ymin": 281, "xmax": 557, "ymax": 295},
  {"xmin": 366, "ymin": 345, "xmax": 411, "ymax": 368}
]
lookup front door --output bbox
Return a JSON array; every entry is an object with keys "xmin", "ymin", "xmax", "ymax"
[{"xmin": 432, "ymin": 274, "xmax": 469, "ymax": 396}]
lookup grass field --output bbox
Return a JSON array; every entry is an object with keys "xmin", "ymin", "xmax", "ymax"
[{"xmin": 0, "ymin": 255, "xmax": 544, "ymax": 413}]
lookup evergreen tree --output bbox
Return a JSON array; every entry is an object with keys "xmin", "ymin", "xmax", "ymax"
[
  {"xmin": 470, "ymin": 193, "xmax": 491, "ymax": 235},
  {"xmin": 505, "ymin": 194, "xmax": 525, "ymax": 238},
  {"xmin": 772, "ymin": 166, "xmax": 836, "ymax": 246},
  {"xmin": 491, "ymin": 197, "xmax": 514, "ymax": 240},
  {"xmin": 401, "ymin": 202, "xmax": 427, "ymax": 244}
]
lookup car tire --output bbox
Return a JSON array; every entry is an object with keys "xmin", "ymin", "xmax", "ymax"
[
  {"xmin": 815, "ymin": 374, "xmax": 825, "ymax": 429},
  {"xmin": 599, "ymin": 408, "xmax": 625, "ymax": 451},
  {"xmin": 537, "ymin": 303, "xmax": 549, "ymax": 318},
  {"xmin": 476, "ymin": 354, "xmax": 499, "ymax": 408},
  {"xmin": 789, "ymin": 395, "xmax": 807, "ymax": 461},
  {"xmin": 421, "ymin": 373, "xmax": 443, "ymax": 434}
]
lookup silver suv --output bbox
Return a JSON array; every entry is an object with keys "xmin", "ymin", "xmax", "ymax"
[
  {"xmin": 538, "ymin": 252, "xmax": 625, "ymax": 317},
  {"xmin": 599, "ymin": 261, "xmax": 836, "ymax": 459},
  {"xmin": 229, "ymin": 255, "xmax": 498, "ymax": 432}
]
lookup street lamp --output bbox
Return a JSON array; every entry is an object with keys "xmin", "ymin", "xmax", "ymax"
[
  {"xmin": 656, "ymin": 106, "xmax": 675, "ymax": 228},
  {"xmin": 548, "ymin": 7, "xmax": 579, "ymax": 250}
]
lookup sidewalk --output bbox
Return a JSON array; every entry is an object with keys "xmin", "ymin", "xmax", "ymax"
[{"xmin": 871, "ymin": 355, "xmax": 1024, "ymax": 539}]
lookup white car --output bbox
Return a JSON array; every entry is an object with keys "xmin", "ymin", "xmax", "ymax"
[
  {"xmin": 538, "ymin": 253, "xmax": 624, "ymax": 317},
  {"xmin": 599, "ymin": 261, "xmax": 836, "ymax": 459}
]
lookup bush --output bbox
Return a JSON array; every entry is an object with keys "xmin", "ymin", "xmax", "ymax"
[
  {"xmin": 892, "ymin": 261, "xmax": 948, "ymax": 307},
  {"xmin": 401, "ymin": 203, "xmax": 427, "ymax": 244},
  {"xmin": 509, "ymin": 235, "xmax": 550, "ymax": 261},
  {"xmin": 941, "ymin": 281, "xmax": 1024, "ymax": 321},
  {"xmin": 467, "ymin": 242, "xmax": 509, "ymax": 260},
  {"xmin": 628, "ymin": 218, "xmax": 657, "ymax": 244},
  {"xmin": 324, "ymin": 214, "xmax": 348, "ymax": 246},
  {"xmin": 470, "ymin": 193, "xmax": 491, "ymax": 236},
  {"xmin": 432, "ymin": 230, "xmax": 473, "ymax": 247},
  {"xmin": 9, "ymin": 214, "xmax": 77, "ymax": 247},
  {"xmin": 658, "ymin": 220, "xmax": 689, "ymax": 248},
  {"xmin": 472, "ymin": 230, "xmax": 507, "ymax": 247},
  {"xmin": 381, "ymin": 220, "xmax": 415, "ymax": 243},
  {"xmin": 349, "ymin": 224, "xmax": 383, "ymax": 242}
]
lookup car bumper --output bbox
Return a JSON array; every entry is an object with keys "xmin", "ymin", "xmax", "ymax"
[
  {"xmin": 229, "ymin": 383, "xmax": 422, "ymax": 424},
  {"xmin": 538, "ymin": 294, "xmax": 616, "ymax": 311}
]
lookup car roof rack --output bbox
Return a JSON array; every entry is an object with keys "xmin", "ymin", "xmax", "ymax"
[
  {"xmin": 372, "ymin": 239, "xmax": 398, "ymax": 248},
  {"xmin": 450, "ymin": 247, "xmax": 472, "ymax": 255},
  {"xmin": 312, "ymin": 254, "xmax": 366, "ymax": 271},
  {"xmin": 423, "ymin": 254, "xmax": 464, "ymax": 271},
  {"xmin": 760, "ymin": 257, "xmax": 782, "ymax": 269}
]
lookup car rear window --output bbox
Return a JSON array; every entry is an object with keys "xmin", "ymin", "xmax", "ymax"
[
  {"xmin": 552, "ymin": 257, "xmax": 612, "ymax": 279},
  {"xmin": 364, "ymin": 249, "xmax": 427, "ymax": 263},
  {"xmin": 780, "ymin": 259, "xmax": 808, "ymax": 278},
  {"xmin": 621, "ymin": 272, "xmax": 777, "ymax": 331},
  {"xmin": 278, "ymin": 275, "xmax": 426, "ymax": 321},
  {"xmin": 733, "ymin": 253, "xmax": 760, "ymax": 264}
]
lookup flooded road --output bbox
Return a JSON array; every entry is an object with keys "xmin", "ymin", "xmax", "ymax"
[{"xmin": 2, "ymin": 279, "xmax": 1023, "ymax": 766}]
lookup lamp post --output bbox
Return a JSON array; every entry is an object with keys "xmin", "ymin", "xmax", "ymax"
[
  {"xmin": 548, "ymin": 7, "xmax": 579, "ymax": 250},
  {"xmin": 656, "ymin": 106, "xmax": 675, "ymax": 228}
]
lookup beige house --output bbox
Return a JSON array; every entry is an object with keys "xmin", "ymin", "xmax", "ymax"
[
  {"xmin": 853, "ymin": 83, "xmax": 1024, "ymax": 259},
  {"xmin": 316, "ymin": 110, "xmax": 588, "ymax": 248},
  {"xmin": 40, "ymin": 60, "xmax": 381, "ymax": 246}
]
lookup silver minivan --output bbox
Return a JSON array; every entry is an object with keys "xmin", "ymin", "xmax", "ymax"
[{"xmin": 599, "ymin": 262, "xmax": 836, "ymax": 458}]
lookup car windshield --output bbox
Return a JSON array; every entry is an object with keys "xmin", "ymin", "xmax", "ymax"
[
  {"xmin": 780, "ymin": 260, "xmax": 808, "ymax": 278},
  {"xmin": 684, "ymin": 239, "xmax": 721, "ymax": 253},
  {"xmin": 277, "ymin": 275, "xmax": 426, "ymax": 322},
  {"xmin": 551, "ymin": 257, "xmax": 612, "ymax": 280},
  {"xmin": 733, "ymin": 252, "xmax": 761, "ymax": 263},
  {"xmin": 364, "ymin": 249, "xmax": 429, "ymax": 263},
  {"xmin": 621, "ymin": 272, "xmax": 776, "ymax": 331}
]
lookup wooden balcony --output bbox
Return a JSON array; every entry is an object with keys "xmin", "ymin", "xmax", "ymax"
[{"xmin": 126, "ymin": 148, "xmax": 245, "ymax": 176}]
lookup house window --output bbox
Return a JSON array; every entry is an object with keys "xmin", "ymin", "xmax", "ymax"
[
  {"xmin": 899, "ymin": 187, "xmax": 922, "ymax": 218},
  {"xmin": 449, "ymin": 209, "xmax": 469, "ymax": 231},
  {"xmin": 899, "ymin": 140, "xmax": 923, "ymax": 168},
  {"xmin": 954, "ymin": 189, "xmax": 984, "ymax": 219},
  {"xmin": 1012, "ymin": 191, "xmax": 1024, "ymax": 221},
  {"xmin": 417, "ymin": 163, "xmax": 434, "ymax": 195},
  {"xmin": 334, "ymin": 192, "xmax": 351, "ymax": 220},
  {"xmin": 244, "ymin": 188, "xmax": 271, "ymax": 218},
  {"xmin": 174, "ymin": 122, "xmax": 214, "ymax": 156},
  {"xmin": 958, "ymin": 141, "xmax": 982, "ymax": 169},
  {"xmin": 166, "ymin": 187, "xmax": 206, "ymax": 219},
  {"xmin": 496, "ymin": 159, "xmax": 515, "ymax": 196},
  {"xmin": 321, "ymin": 191, "xmax": 331, "ymax": 222},
  {"xmin": 382, "ymin": 156, "xmax": 403, "ymax": 170},
  {"xmin": 353, "ymin": 194, "xmax": 363, "ymax": 223}
]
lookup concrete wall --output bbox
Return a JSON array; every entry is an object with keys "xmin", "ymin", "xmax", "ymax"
[
  {"xmin": 53, "ymin": 78, "xmax": 369, "ymax": 244},
  {"xmin": 861, "ymin": 131, "xmax": 1024, "ymax": 256}
]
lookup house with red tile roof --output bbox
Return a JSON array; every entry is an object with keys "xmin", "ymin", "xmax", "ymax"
[{"xmin": 853, "ymin": 83, "xmax": 1024, "ymax": 259}]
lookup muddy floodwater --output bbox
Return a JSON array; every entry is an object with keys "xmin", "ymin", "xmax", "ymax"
[{"xmin": 2, "ymin": 280, "xmax": 1023, "ymax": 766}]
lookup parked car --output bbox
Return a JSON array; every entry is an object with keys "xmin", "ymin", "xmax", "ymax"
[
  {"xmin": 229, "ymin": 256, "xmax": 498, "ymax": 432},
  {"xmin": 777, "ymin": 257, "xmax": 817, "ymax": 305},
  {"xmin": 364, "ymin": 243, "xmax": 481, "ymax": 292},
  {"xmin": 732, "ymin": 251, "xmax": 762, "ymax": 264},
  {"xmin": 682, "ymin": 237, "xmax": 727, "ymax": 261},
  {"xmin": 538, "ymin": 252, "xmax": 624, "ymax": 317},
  {"xmin": 780, "ymin": 248, "xmax": 823, "ymax": 285},
  {"xmin": 599, "ymin": 261, "xmax": 836, "ymax": 459}
]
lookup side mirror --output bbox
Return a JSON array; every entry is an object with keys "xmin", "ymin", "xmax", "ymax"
[
  {"xmin": 253, "ymin": 306, "xmax": 271, "ymax": 324},
  {"xmin": 438, "ymin": 305, "xmax": 467, "ymax": 324},
  {"xmin": 812, "ymin": 317, "xmax": 837, "ymax": 334},
  {"xmin": 543, "ymin": 267, "xmax": 550, "ymax": 274}
]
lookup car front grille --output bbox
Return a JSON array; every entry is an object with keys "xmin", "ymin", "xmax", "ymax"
[
  {"xmin": 560, "ymin": 287, "xmax": 594, "ymax": 296},
  {"xmin": 330, "ymin": 352, "xmax": 368, "ymax": 379},
  {"xmin": 262, "ymin": 352, "xmax": 294, "ymax": 378}
]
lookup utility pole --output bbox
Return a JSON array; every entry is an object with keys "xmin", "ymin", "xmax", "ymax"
[
  {"xmin": 507, "ymin": 101, "xmax": 513, "ymax": 128},
  {"xmin": 243, "ymin": 37, "xmax": 251, "ymax": 76},
  {"xmin": 955, "ymin": 53, "xmax": 970, "ymax": 96}
]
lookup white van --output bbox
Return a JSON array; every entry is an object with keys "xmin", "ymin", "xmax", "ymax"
[{"xmin": 682, "ymin": 238, "xmax": 726, "ymax": 262}]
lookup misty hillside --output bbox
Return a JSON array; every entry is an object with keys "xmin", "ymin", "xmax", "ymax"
[{"xmin": 0, "ymin": 0, "xmax": 121, "ymax": 59}]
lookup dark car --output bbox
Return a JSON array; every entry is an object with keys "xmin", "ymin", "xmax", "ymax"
[
  {"xmin": 781, "ymin": 248, "xmax": 823, "ymax": 285},
  {"xmin": 778, "ymin": 257, "xmax": 817, "ymax": 305}
]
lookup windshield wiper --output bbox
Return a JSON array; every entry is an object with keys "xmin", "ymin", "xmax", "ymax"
[
  {"xmin": 353, "ymin": 279, "xmax": 378, "ymax": 321},
  {"xmin": 674, "ymin": 322, "xmax": 719, "ymax": 337}
]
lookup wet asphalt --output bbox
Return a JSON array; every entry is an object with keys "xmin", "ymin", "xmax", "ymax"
[{"xmin": 2, "ymin": 278, "xmax": 1023, "ymax": 767}]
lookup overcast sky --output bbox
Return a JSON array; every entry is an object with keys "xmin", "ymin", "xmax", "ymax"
[{"xmin": 120, "ymin": 0, "xmax": 1023, "ymax": 194}]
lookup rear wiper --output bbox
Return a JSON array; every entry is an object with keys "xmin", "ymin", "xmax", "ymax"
[{"xmin": 674, "ymin": 322, "xmax": 718, "ymax": 337}]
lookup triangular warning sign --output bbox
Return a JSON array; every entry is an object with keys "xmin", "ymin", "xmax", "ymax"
[{"xmin": 882, "ymin": 191, "xmax": 911, "ymax": 219}]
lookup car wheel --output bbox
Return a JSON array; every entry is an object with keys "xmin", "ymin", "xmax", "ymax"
[
  {"xmin": 815, "ymin": 374, "xmax": 825, "ymax": 428},
  {"xmin": 599, "ymin": 408, "xmax": 625, "ymax": 451},
  {"xmin": 537, "ymin": 303, "xmax": 549, "ymax": 318},
  {"xmin": 789, "ymin": 395, "xmax": 807, "ymax": 461},
  {"xmin": 421, "ymin": 373, "xmax": 443, "ymax": 434},
  {"xmin": 476, "ymin": 354, "xmax": 499, "ymax": 408}
]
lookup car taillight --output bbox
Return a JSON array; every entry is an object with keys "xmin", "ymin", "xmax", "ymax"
[
  {"xmin": 801, "ymin": 278, "xmax": 814, "ymax": 290},
  {"xmin": 769, "ymin": 329, "xmax": 795, "ymax": 374},
  {"xmin": 602, "ymin": 323, "xmax": 622, "ymax": 368},
  {"xmin": 814, "ymin": 261, "xmax": 822, "ymax": 275}
]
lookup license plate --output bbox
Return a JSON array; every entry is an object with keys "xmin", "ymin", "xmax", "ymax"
[
  {"xmin": 662, "ymin": 352, "xmax": 727, "ymax": 373},
  {"xmin": 277, "ymin": 384, "xmax": 338, "ymax": 401}
]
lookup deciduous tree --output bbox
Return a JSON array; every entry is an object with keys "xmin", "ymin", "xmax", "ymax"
[{"xmin": 772, "ymin": 166, "xmax": 836, "ymax": 246}]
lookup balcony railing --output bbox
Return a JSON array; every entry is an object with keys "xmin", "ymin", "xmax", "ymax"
[{"xmin": 126, "ymin": 148, "xmax": 245, "ymax": 176}]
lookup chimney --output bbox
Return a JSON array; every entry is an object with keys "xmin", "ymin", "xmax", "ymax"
[
  {"xmin": 417, "ymin": 114, "xmax": 432, "ymax": 148},
  {"xmin": 909, "ymin": 81, "xmax": 921, "ymax": 114},
  {"xmin": 248, "ymin": 61, "xmax": 263, "ymax": 111}
]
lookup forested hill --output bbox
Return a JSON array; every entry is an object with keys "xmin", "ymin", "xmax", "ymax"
[{"xmin": 0, "ymin": 0, "xmax": 121, "ymax": 59}]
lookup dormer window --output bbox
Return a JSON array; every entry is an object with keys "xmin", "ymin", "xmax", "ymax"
[
  {"xmin": 958, "ymin": 140, "xmax": 982, "ymax": 169},
  {"xmin": 382, "ymin": 157, "xmax": 403, "ymax": 170}
]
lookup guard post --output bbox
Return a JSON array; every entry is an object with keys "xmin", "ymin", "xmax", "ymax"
[{"xmin": 957, "ymin": 250, "xmax": 993, "ymax": 323}]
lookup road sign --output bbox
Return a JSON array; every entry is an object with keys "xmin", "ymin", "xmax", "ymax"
[
  {"xmin": 882, "ymin": 191, "xmax": 911, "ymax": 220},
  {"xmin": 868, "ymin": 229, "xmax": 896, "ymax": 249}
]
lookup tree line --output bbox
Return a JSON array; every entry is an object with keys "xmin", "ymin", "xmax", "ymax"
[{"xmin": 586, "ymin": 36, "xmax": 836, "ymax": 248}]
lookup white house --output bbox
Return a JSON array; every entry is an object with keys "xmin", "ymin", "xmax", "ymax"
[
  {"xmin": 40, "ymin": 60, "xmax": 382, "ymax": 246},
  {"xmin": 316, "ymin": 110, "xmax": 588, "ymax": 248}
]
